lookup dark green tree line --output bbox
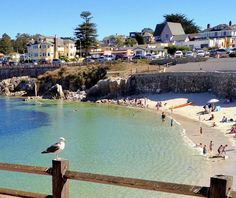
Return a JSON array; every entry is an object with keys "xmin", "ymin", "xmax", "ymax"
[{"xmin": 164, "ymin": 13, "xmax": 200, "ymax": 34}]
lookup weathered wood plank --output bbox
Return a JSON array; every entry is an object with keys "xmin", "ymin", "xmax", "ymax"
[
  {"xmin": 52, "ymin": 160, "xmax": 69, "ymax": 198},
  {"xmin": 0, "ymin": 188, "xmax": 52, "ymax": 198},
  {"xmin": 65, "ymin": 171, "xmax": 208, "ymax": 197},
  {"xmin": 209, "ymin": 175, "xmax": 233, "ymax": 198},
  {"xmin": 0, "ymin": 163, "xmax": 51, "ymax": 176}
]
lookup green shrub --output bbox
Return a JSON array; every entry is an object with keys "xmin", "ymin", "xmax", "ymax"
[{"xmin": 165, "ymin": 45, "xmax": 190, "ymax": 55}]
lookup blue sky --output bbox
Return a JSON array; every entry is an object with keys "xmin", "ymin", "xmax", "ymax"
[{"xmin": 1, "ymin": 0, "xmax": 236, "ymax": 40}]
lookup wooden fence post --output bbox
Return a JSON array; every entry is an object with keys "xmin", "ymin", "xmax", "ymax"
[
  {"xmin": 208, "ymin": 175, "xmax": 233, "ymax": 198},
  {"xmin": 52, "ymin": 159, "xmax": 69, "ymax": 198}
]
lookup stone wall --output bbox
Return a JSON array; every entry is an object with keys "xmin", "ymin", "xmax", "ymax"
[
  {"xmin": 129, "ymin": 72, "xmax": 236, "ymax": 98},
  {"xmin": 0, "ymin": 66, "xmax": 59, "ymax": 80}
]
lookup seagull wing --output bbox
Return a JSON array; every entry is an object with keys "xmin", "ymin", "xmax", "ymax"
[{"xmin": 42, "ymin": 142, "xmax": 60, "ymax": 154}]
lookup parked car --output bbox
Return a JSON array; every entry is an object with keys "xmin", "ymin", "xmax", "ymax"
[
  {"xmin": 32, "ymin": 60, "xmax": 38, "ymax": 66},
  {"xmin": 209, "ymin": 49, "xmax": 217, "ymax": 57},
  {"xmin": 96, "ymin": 56, "xmax": 105, "ymax": 62},
  {"xmin": 196, "ymin": 49, "xmax": 205, "ymax": 57},
  {"xmin": 229, "ymin": 48, "xmax": 236, "ymax": 54},
  {"xmin": 9, "ymin": 61, "xmax": 18, "ymax": 66},
  {"xmin": 104, "ymin": 54, "xmax": 115, "ymax": 61},
  {"xmin": 145, "ymin": 54, "xmax": 158, "ymax": 60},
  {"xmin": 83, "ymin": 57, "xmax": 95, "ymax": 63},
  {"xmin": 52, "ymin": 59, "xmax": 64, "ymax": 65},
  {"xmin": 185, "ymin": 51, "xmax": 194, "ymax": 57},
  {"xmin": 41, "ymin": 59, "xmax": 51, "ymax": 64},
  {"xmin": 132, "ymin": 54, "xmax": 145, "ymax": 60},
  {"xmin": 215, "ymin": 49, "xmax": 229, "ymax": 58},
  {"xmin": 174, "ymin": 51, "xmax": 183, "ymax": 58}
]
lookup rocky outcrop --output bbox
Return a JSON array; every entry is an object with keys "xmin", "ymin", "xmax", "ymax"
[
  {"xmin": 42, "ymin": 84, "xmax": 65, "ymax": 99},
  {"xmin": 64, "ymin": 90, "xmax": 86, "ymax": 101},
  {"xmin": 86, "ymin": 77, "xmax": 128, "ymax": 99},
  {"xmin": 0, "ymin": 76, "xmax": 37, "ymax": 96}
]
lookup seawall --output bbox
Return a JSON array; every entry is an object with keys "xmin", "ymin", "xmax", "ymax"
[
  {"xmin": 129, "ymin": 72, "xmax": 236, "ymax": 98},
  {"xmin": 0, "ymin": 66, "xmax": 59, "ymax": 80}
]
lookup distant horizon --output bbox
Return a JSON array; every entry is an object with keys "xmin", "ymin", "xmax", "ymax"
[{"xmin": 1, "ymin": 0, "xmax": 236, "ymax": 40}]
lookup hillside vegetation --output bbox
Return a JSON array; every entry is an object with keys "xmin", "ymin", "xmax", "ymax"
[{"xmin": 37, "ymin": 61, "xmax": 161, "ymax": 93}]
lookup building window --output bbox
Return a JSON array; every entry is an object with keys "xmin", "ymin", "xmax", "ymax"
[
  {"xmin": 215, "ymin": 32, "xmax": 218, "ymax": 37},
  {"xmin": 48, "ymin": 53, "xmax": 50, "ymax": 56},
  {"xmin": 165, "ymin": 34, "xmax": 169, "ymax": 39},
  {"xmin": 224, "ymin": 32, "xmax": 227, "ymax": 36}
]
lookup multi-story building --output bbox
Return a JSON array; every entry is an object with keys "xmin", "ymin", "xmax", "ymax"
[
  {"xmin": 195, "ymin": 22, "xmax": 236, "ymax": 48},
  {"xmin": 27, "ymin": 40, "xmax": 54, "ymax": 61},
  {"xmin": 26, "ymin": 36, "xmax": 76, "ymax": 62}
]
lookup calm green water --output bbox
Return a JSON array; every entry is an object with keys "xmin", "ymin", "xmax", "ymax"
[{"xmin": 0, "ymin": 97, "xmax": 208, "ymax": 198}]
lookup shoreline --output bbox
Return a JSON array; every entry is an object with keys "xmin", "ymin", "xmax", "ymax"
[
  {"xmin": 24, "ymin": 93, "xmax": 236, "ymax": 188},
  {"xmin": 95, "ymin": 93, "xmax": 236, "ymax": 188},
  {"xmin": 145, "ymin": 93, "xmax": 236, "ymax": 188}
]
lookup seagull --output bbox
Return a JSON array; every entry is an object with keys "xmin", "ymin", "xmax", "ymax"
[{"xmin": 41, "ymin": 137, "xmax": 66, "ymax": 159}]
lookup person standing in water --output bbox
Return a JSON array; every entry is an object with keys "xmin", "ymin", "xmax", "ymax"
[
  {"xmin": 161, "ymin": 112, "xmax": 166, "ymax": 122},
  {"xmin": 170, "ymin": 118, "xmax": 174, "ymax": 127}
]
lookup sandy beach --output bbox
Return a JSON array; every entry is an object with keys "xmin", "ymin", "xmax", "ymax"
[
  {"xmin": 140, "ymin": 92, "xmax": 236, "ymax": 188},
  {"xmin": 98, "ymin": 92, "xmax": 236, "ymax": 189}
]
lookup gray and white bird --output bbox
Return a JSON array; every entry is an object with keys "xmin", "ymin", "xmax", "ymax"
[{"xmin": 41, "ymin": 137, "xmax": 66, "ymax": 159}]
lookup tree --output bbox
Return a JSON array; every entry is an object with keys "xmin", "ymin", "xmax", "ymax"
[
  {"xmin": 163, "ymin": 13, "xmax": 200, "ymax": 34},
  {"xmin": 135, "ymin": 33, "xmax": 144, "ymax": 45},
  {"xmin": 13, "ymin": 33, "xmax": 32, "ymax": 54},
  {"xmin": 0, "ymin": 33, "xmax": 14, "ymax": 54},
  {"xmin": 124, "ymin": 37, "xmax": 138, "ymax": 47},
  {"xmin": 102, "ymin": 35, "xmax": 126, "ymax": 47},
  {"xmin": 74, "ymin": 11, "xmax": 98, "ymax": 56}
]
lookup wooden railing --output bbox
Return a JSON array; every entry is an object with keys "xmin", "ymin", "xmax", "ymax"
[{"xmin": 0, "ymin": 159, "xmax": 235, "ymax": 198}]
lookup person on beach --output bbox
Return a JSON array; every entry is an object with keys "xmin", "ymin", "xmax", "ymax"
[
  {"xmin": 161, "ymin": 112, "xmax": 166, "ymax": 122},
  {"xmin": 209, "ymin": 141, "xmax": 213, "ymax": 156},
  {"xmin": 221, "ymin": 144, "xmax": 228, "ymax": 156},
  {"xmin": 208, "ymin": 114, "xmax": 214, "ymax": 121},
  {"xmin": 203, "ymin": 145, "xmax": 207, "ymax": 155},
  {"xmin": 200, "ymin": 127, "xmax": 203, "ymax": 135},
  {"xmin": 217, "ymin": 145, "xmax": 223, "ymax": 156},
  {"xmin": 212, "ymin": 122, "xmax": 217, "ymax": 127}
]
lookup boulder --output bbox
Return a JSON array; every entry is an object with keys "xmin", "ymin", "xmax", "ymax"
[
  {"xmin": 43, "ymin": 84, "xmax": 65, "ymax": 99},
  {"xmin": 0, "ymin": 76, "xmax": 37, "ymax": 96},
  {"xmin": 86, "ymin": 77, "xmax": 128, "ymax": 99}
]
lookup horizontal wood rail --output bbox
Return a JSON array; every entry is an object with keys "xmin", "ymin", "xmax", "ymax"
[
  {"xmin": 65, "ymin": 170, "xmax": 208, "ymax": 197},
  {"xmin": 0, "ymin": 160, "xmax": 235, "ymax": 198},
  {"xmin": 0, "ymin": 162, "xmax": 51, "ymax": 176},
  {"xmin": 0, "ymin": 188, "xmax": 51, "ymax": 198}
]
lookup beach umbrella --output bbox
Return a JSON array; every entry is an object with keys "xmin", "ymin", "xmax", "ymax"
[{"xmin": 207, "ymin": 98, "xmax": 219, "ymax": 103}]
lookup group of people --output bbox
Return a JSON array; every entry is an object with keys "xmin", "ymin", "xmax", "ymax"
[
  {"xmin": 203, "ymin": 103, "xmax": 216, "ymax": 114},
  {"xmin": 96, "ymin": 97, "xmax": 149, "ymax": 108},
  {"xmin": 196, "ymin": 141, "xmax": 228, "ymax": 158}
]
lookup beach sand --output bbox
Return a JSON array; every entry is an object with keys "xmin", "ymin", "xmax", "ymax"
[{"xmin": 136, "ymin": 92, "xmax": 236, "ymax": 189}]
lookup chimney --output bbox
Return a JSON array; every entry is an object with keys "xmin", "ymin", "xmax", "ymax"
[
  {"xmin": 54, "ymin": 35, "xmax": 58, "ymax": 59},
  {"xmin": 207, "ymin": 24, "xmax": 211, "ymax": 29},
  {"xmin": 229, "ymin": 21, "xmax": 232, "ymax": 26}
]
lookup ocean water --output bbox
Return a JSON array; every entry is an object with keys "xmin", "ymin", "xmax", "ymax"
[{"xmin": 0, "ymin": 97, "xmax": 209, "ymax": 198}]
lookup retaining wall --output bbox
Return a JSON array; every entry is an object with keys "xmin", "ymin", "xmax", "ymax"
[
  {"xmin": 0, "ymin": 66, "xmax": 59, "ymax": 80},
  {"xmin": 130, "ymin": 72, "xmax": 236, "ymax": 98}
]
